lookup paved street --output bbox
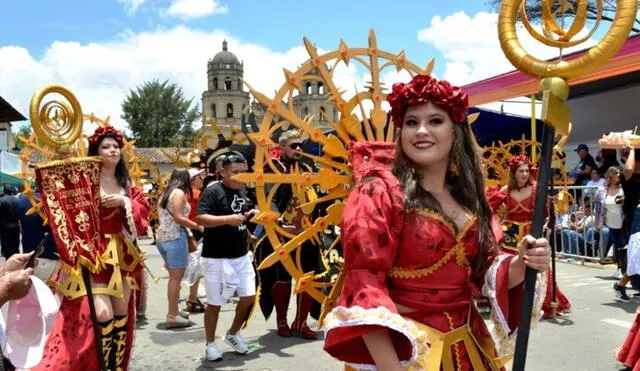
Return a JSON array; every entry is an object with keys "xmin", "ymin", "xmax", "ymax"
[{"xmin": 130, "ymin": 240, "xmax": 639, "ymax": 371}]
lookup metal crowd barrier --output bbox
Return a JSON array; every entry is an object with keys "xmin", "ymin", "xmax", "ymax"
[{"xmin": 548, "ymin": 185, "xmax": 610, "ymax": 263}]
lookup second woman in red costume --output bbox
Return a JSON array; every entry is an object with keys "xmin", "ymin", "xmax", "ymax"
[
  {"xmin": 35, "ymin": 126, "xmax": 150, "ymax": 371},
  {"xmin": 323, "ymin": 74, "xmax": 550, "ymax": 370},
  {"xmin": 488, "ymin": 156, "xmax": 571, "ymax": 319}
]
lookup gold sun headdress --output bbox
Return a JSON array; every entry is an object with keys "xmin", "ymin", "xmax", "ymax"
[{"xmin": 232, "ymin": 30, "xmax": 484, "ymax": 326}]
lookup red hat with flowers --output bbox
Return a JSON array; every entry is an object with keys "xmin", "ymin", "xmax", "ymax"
[
  {"xmin": 387, "ymin": 74, "xmax": 469, "ymax": 126},
  {"xmin": 509, "ymin": 154, "xmax": 532, "ymax": 172},
  {"xmin": 88, "ymin": 125, "xmax": 123, "ymax": 147}
]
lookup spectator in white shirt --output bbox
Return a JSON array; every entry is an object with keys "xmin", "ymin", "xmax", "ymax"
[{"xmin": 595, "ymin": 167, "xmax": 630, "ymax": 300}]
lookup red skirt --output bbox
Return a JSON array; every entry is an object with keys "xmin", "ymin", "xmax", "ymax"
[
  {"xmin": 618, "ymin": 313, "xmax": 640, "ymax": 371},
  {"xmin": 32, "ymin": 290, "xmax": 138, "ymax": 371},
  {"xmin": 542, "ymin": 268, "xmax": 572, "ymax": 318}
]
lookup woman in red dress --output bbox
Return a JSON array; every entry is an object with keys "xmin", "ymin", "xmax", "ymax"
[
  {"xmin": 35, "ymin": 126, "xmax": 150, "ymax": 371},
  {"xmin": 617, "ymin": 306, "xmax": 640, "ymax": 370},
  {"xmin": 488, "ymin": 155, "xmax": 571, "ymax": 318},
  {"xmin": 322, "ymin": 75, "xmax": 551, "ymax": 370}
]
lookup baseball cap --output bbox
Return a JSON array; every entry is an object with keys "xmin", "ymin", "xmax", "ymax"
[
  {"xmin": 188, "ymin": 168, "xmax": 204, "ymax": 178},
  {"xmin": 573, "ymin": 144, "xmax": 589, "ymax": 152},
  {"xmin": 3, "ymin": 276, "xmax": 60, "ymax": 368}
]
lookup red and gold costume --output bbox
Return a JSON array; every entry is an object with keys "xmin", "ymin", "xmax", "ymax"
[
  {"xmin": 323, "ymin": 143, "xmax": 546, "ymax": 370},
  {"xmin": 487, "ymin": 184, "xmax": 535, "ymax": 254},
  {"xmin": 33, "ymin": 127, "xmax": 150, "ymax": 371},
  {"xmin": 617, "ymin": 308, "xmax": 640, "ymax": 371},
  {"xmin": 487, "ymin": 162, "xmax": 571, "ymax": 319},
  {"xmin": 35, "ymin": 185, "xmax": 149, "ymax": 371}
]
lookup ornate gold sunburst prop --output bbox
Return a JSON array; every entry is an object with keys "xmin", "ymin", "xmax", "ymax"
[
  {"xmin": 482, "ymin": 122, "xmax": 574, "ymax": 214},
  {"xmin": 234, "ymin": 29, "xmax": 482, "ymax": 326}
]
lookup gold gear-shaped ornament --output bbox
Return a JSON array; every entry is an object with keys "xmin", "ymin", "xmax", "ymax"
[
  {"xmin": 235, "ymin": 29, "xmax": 481, "ymax": 326},
  {"xmin": 480, "ymin": 122, "xmax": 574, "ymax": 214}
]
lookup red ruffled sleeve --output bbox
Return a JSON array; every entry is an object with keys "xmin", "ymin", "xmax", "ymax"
[
  {"xmin": 487, "ymin": 185, "xmax": 507, "ymax": 215},
  {"xmin": 125, "ymin": 185, "xmax": 150, "ymax": 237},
  {"xmin": 323, "ymin": 142, "xmax": 427, "ymax": 369}
]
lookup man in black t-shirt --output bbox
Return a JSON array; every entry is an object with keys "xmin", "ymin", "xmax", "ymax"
[
  {"xmin": 617, "ymin": 147, "xmax": 640, "ymax": 297},
  {"xmin": 196, "ymin": 154, "xmax": 259, "ymax": 361},
  {"xmin": 569, "ymin": 144, "xmax": 597, "ymax": 185}
]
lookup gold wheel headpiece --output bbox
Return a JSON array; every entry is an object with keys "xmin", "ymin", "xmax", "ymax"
[{"xmin": 235, "ymin": 30, "xmax": 454, "ymax": 326}]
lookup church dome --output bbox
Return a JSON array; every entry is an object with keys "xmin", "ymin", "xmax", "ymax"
[{"xmin": 212, "ymin": 40, "xmax": 240, "ymax": 65}]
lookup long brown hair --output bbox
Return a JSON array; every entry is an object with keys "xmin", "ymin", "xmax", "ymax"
[
  {"xmin": 392, "ymin": 118, "xmax": 496, "ymax": 280},
  {"xmin": 88, "ymin": 133, "xmax": 131, "ymax": 195},
  {"xmin": 160, "ymin": 168, "xmax": 193, "ymax": 210}
]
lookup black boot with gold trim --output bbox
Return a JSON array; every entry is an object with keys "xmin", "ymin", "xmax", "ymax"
[
  {"xmin": 99, "ymin": 319, "xmax": 114, "ymax": 369},
  {"xmin": 108, "ymin": 315, "xmax": 128, "ymax": 371}
]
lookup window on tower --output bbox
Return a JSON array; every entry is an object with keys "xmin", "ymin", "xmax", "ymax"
[
  {"xmin": 305, "ymin": 82, "xmax": 312, "ymax": 95},
  {"xmin": 319, "ymin": 106, "xmax": 327, "ymax": 121},
  {"xmin": 211, "ymin": 104, "xmax": 216, "ymax": 118},
  {"xmin": 303, "ymin": 106, "xmax": 309, "ymax": 117},
  {"xmin": 238, "ymin": 79, "xmax": 243, "ymax": 91},
  {"xmin": 225, "ymin": 77, "xmax": 232, "ymax": 90},
  {"xmin": 213, "ymin": 78, "xmax": 218, "ymax": 90},
  {"xmin": 318, "ymin": 82, "xmax": 324, "ymax": 95},
  {"xmin": 227, "ymin": 103, "xmax": 233, "ymax": 118}
]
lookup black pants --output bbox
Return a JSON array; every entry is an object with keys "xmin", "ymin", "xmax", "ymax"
[{"xmin": 0, "ymin": 227, "xmax": 20, "ymax": 259}]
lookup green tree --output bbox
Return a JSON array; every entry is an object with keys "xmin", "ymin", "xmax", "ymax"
[
  {"xmin": 14, "ymin": 125, "xmax": 33, "ymax": 149},
  {"xmin": 486, "ymin": 0, "xmax": 640, "ymax": 33},
  {"xmin": 121, "ymin": 79, "xmax": 200, "ymax": 147}
]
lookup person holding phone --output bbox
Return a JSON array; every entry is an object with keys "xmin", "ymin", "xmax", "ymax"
[
  {"xmin": 595, "ymin": 167, "xmax": 629, "ymax": 300},
  {"xmin": 16, "ymin": 191, "xmax": 58, "ymax": 282},
  {"xmin": 196, "ymin": 153, "xmax": 258, "ymax": 361},
  {"xmin": 0, "ymin": 252, "xmax": 35, "ymax": 370}
]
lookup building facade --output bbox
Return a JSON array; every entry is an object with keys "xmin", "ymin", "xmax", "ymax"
[
  {"xmin": 201, "ymin": 44, "xmax": 338, "ymax": 144},
  {"xmin": 201, "ymin": 40, "xmax": 250, "ymax": 147}
]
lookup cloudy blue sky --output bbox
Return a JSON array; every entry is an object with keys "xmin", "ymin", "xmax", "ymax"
[{"xmin": 0, "ymin": 0, "xmax": 598, "ymax": 130}]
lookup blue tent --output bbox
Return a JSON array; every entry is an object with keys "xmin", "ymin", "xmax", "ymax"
[
  {"xmin": 469, "ymin": 107, "xmax": 544, "ymax": 147},
  {"xmin": 302, "ymin": 108, "xmax": 545, "ymax": 155}
]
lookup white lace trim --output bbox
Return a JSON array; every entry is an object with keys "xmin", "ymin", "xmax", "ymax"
[
  {"xmin": 482, "ymin": 254, "xmax": 546, "ymax": 357},
  {"xmin": 323, "ymin": 305, "xmax": 428, "ymax": 371}
]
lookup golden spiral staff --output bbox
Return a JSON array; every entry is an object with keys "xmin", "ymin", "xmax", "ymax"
[
  {"xmin": 498, "ymin": 0, "xmax": 637, "ymax": 79},
  {"xmin": 29, "ymin": 84, "xmax": 84, "ymax": 154}
]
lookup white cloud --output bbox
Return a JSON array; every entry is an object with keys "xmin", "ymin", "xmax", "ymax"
[
  {"xmin": 418, "ymin": 11, "xmax": 598, "ymax": 116},
  {"xmin": 118, "ymin": 0, "xmax": 148, "ymax": 16},
  {"xmin": 165, "ymin": 0, "xmax": 228, "ymax": 19},
  {"xmin": 0, "ymin": 26, "xmax": 363, "ymax": 134}
]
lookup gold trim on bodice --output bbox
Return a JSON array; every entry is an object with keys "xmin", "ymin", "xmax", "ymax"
[{"xmin": 389, "ymin": 209, "xmax": 475, "ymax": 279}]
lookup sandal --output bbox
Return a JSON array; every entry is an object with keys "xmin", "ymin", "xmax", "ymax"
[
  {"xmin": 166, "ymin": 315, "xmax": 191, "ymax": 329},
  {"xmin": 186, "ymin": 299, "xmax": 205, "ymax": 313}
]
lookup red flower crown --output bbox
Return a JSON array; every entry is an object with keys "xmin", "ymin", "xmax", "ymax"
[
  {"xmin": 509, "ymin": 154, "xmax": 532, "ymax": 172},
  {"xmin": 387, "ymin": 74, "xmax": 469, "ymax": 126},
  {"xmin": 88, "ymin": 125, "xmax": 123, "ymax": 147}
]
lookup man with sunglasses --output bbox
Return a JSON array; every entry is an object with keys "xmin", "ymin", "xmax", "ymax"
[
  {"xmin": 196, "ymin": 153, "xmax": 259, "ymax": 361},
  {"xmin": 254, "ymin": 129, "xmax": 323, "ymax": 340}
]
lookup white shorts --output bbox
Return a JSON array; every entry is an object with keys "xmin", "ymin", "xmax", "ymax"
[{"xmin": 201, "ymin": 252, "xmax": 256, "ymax": 306}]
